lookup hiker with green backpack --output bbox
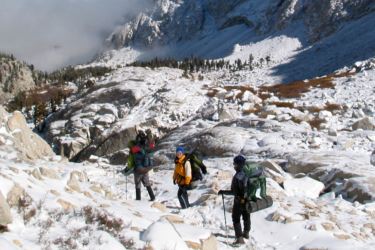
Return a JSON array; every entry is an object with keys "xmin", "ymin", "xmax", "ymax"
[{"xmin": 218, "ymin": 155, "xmax": 267, "ymax": 246}]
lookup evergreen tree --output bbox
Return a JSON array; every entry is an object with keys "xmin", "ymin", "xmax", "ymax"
[
  {"xmin": 266, "ymin": 55, "xmax": 271, "ymax": 66},
  {"xmin": 260, "ymin": 58, "xmax": 265, "ymax": 67}
]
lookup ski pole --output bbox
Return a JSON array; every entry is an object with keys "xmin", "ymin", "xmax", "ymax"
[
  {"xmin": 221, "ymin": 193, "xmax": 229, "ymax": 245},
  {"xmin": 126, "ymin": 174, "xmax": 128, "ymax": 201}
]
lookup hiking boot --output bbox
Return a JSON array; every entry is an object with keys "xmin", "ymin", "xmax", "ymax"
[
  {"xmin": 242, "ymin": 231, "xmax": 249, "ymax": 239},
  {"xmin": 232, "ymin": 237, "xmax": 245, "ymax": 246}
]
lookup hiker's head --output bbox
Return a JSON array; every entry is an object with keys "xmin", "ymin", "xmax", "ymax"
[
  {"xmin": 233, "ymin": 155, "xmax": 246, "ymax": 169},
  {"xmin": 176, "ymin": 146, "xmax": 184, "ymax": 158}
]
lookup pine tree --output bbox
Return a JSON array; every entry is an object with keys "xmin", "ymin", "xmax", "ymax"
[
  {"xmin": 260, "ymin": 58, "xmax": 264, "ymax": 67},
  {"xmin": 266, "ymin": 55, "xmax": 271, "ymax": 66}
]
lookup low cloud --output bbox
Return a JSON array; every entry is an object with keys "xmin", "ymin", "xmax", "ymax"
[{"xmin": 0, "ymin": 0, "xmax": 149, "ymax": 72}]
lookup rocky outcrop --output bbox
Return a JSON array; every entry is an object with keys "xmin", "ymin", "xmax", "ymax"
[
  {"xmin": 0, "ymin": 107, "xmax": 55, "ymax": 162},
  {"xmin": 286, "ymin": 151, "xmax": 375, "ymax": 203},
  {"xmin": 0, "ymin": 57, "xmax": 39, "ymax": 104},
  {"xmin": 46, "ymin": 67, "xmax": 208, "ymax": 162}
]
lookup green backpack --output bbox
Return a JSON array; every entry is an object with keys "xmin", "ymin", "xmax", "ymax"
[{"xmin": 240, "ymin": 162, "xmax": 267, "ymax": 201}]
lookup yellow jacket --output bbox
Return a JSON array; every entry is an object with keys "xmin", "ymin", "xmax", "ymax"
[{"xmin": 173, "ymin": 154, "xmax": 192, "ymax": 185}]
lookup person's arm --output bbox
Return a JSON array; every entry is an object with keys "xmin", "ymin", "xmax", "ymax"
[{"xmin": 218, "ymin": 176, "xmax": 237, "ymax": 195}]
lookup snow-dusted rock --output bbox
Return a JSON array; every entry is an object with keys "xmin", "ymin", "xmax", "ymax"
[
  {"xmin": 286, "ymin": 151, "xmax": 375, "ymax": 203},
  {"xmin": 67, "ymin": 174, "xmax": 82, "ymax": 193},
  {"xmin": 0, "ymin": 190, "xmax": 12, "ymax": 226},
  {"xmin": 242, "ymin": 91, "xmax": 262, "ymax": 104},
  {"xmin": 262, "ymin": 105, "xmax": 279, "ymax": 116},
  {"xmin": 352, "ymin": 117, "xmax": 373, "ymax": 130},
  {"xmin": 352, "ymin": 109, "xmax": 366, "ymax": 118},
  {"xmin": 283, "ymin": 177, "xmax": 324, "ymax": 199},
  {"xmin": 141, "ymin": 218, "xmax": 189, "ymax": 250},
  {"xmin": 39, "ymin": 167, "xmax": 61, "ymax": 180},
  {"xmin": 6, "ymin": 183, "xmax": 27, "ymax": 207},
  {"xmin": 0, "ymin": 107, "xmax": 55, "ymax": 162},
  {"xmin": 318, "ymin": 110, "xmax": 333, "ymax": 122},
  {"xmin": 218, "ymin": 101, "xmax": 235, "ymax": 122}
]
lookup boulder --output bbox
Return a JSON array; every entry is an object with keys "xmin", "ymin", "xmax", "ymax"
[
  {"xmin": 200, "ymin": 234, "xmax": 217, "ymax": 250},
  {"xmin": 218, "ymin": 102, "xmax": 235, "ymax": 122},
  {"xmin": 262, "ymin": 105, "xmax": 278, "ymax": 116},
  {"xmin": 352, "ymin": 117, "xmax": 373, "ymax": 130},
  {"xmin": 71, "ymin": 171, "xmax": 88, "ymax": 182},
  {"xmin": 0, "ymin": 190, "xmax": 13, "ymax": 226},
  {"xmin": 57, "ymin": 199, "xmax": 78, "ymax": 210},
  {"xmin": 162, "ymin": 214, "xmax": 184, "ymax": 224},
  {"xmin": 7, "ymin": 110, "xmax": 55, "ymax": 160},
  {"xmin": 283, "ymin": 177, "xmax": 324, "ymax": 199},
  {"xmin": 260, "ymin": 160, "xmax": 284, "ymax": 175},
  {"xmin": 31, "ymin": 169, "xmax": 44, "ymax": 181},
  {"xmin": 67, "ymin": 175, "xmax": 82, "ymax": 193},
  {"xmin": 151, "ymin": 202, "xmax": 167, "ymax": 213},
  {"xmin": 7, "ymin": 183, "xmax": 26, "ymax": 207},
  {"xmin": 39, "ymin": 167, "xmax": 61, "ymax": 179},
  {"xmin": 141, "ymin": 218, "xmax": 189, "ymax": 250}
]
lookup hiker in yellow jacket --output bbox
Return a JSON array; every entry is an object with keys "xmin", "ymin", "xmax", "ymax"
[{"xmin": 173, "ymin": 146, "xmax": 192, "ymax": 209}]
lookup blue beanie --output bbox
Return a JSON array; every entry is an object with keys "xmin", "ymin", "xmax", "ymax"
[
  {"xmin": 233, "ymin": 155, "xmax": 246, "ymax": 166},
  {"xmin": 176, "ymin": 146, "xmax": 184, "ymax": 153}
]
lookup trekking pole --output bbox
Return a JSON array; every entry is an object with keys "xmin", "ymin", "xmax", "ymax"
[
  {"xmin": 221, "ymin": 193, "xmax": 229, "ymax": 245},
  {"xmin": 125, "ymin": 174, "xmax": 128, "ymax": 201}
]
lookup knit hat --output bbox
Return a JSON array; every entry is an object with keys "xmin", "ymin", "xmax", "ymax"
[
  {"xmin": 233, "ymin": 155, "xmax": 246, "ymax": 166},
  {"xmin": 176, "ymin": 146, "xmax": 184, "ymax": 153}
]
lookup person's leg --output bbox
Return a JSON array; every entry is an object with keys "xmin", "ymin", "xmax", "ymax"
[
  {"xmin": 141, "ymin": 172, "xmax": 155, "ymax": 201},
  {"xmin": 177, "ymin": 185, "xmax": 190, "ymax": 209},
  {"xmin": 134, "ymin": 172, "xmax": 142, "ymax": 200},
  {"xmin": 242, "ymin": 209, "xmax": 251, "ymax": 239},
  {"xmin": 146, "ymin": 186, "xmax": 155, "ymax": 201},
  {"xmin": 232, "ymin": 202, "xmax": 243, "ymax": 239}
]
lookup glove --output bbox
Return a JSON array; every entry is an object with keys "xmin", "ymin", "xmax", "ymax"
[
  {"xmin": 218, "ymin": 190, "xmax": 225, "ymax": 195},
  {"xmin": 173, "ymin": 179, "xmax": 177, "ymax": 185}
]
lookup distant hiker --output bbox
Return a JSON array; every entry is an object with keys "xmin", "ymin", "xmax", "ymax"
[
  {"xmin": 125, "ymin": 131, "xmax": 155, "ymax": 201},
  {"xmin": 218, "ymin": 155, "xmax": 266, "ymax": 246},
  {"xmin": 173, "ymin": 146, "xmax": 192, "ymax": 209}
]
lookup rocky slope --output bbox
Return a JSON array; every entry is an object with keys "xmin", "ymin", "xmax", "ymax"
[
  {"xmin": 106, "ymin": 0, "xmax": 375, "ymax": 49},
  {"xmin": 0, "ymin": 55, "xmax": 41, "ymax": 104}
]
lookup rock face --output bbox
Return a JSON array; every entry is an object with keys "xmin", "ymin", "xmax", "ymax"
[
  {"xmin": 105, "ymin": 0, "xmax": 375, "ymax": 49},
  {"xmin": 45, "ymin": 67, "xmax": 208, "ymax": 162},
  {"xmin": 0, "ymin": 57, "xmax": 39, "ymax": 104},
  {"xmin": 0, "ymin": 190, "xmax": 13, "ymax": 226},
  {"xmin": 0, "ymin": 107, "xmax": 55, "ymax": 162}
]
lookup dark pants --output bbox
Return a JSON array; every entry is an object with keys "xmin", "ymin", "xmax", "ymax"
[
  {"xmin": 134, "ymin": 171, "xmax": 151, "ymax": 188},
  {"xmin": 232, "ymin": 201, "xmax": 251, "ymax": 238},
  {"xmin": 177, "ymin": 185, "xmax": 190, "ymax": 209}
]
